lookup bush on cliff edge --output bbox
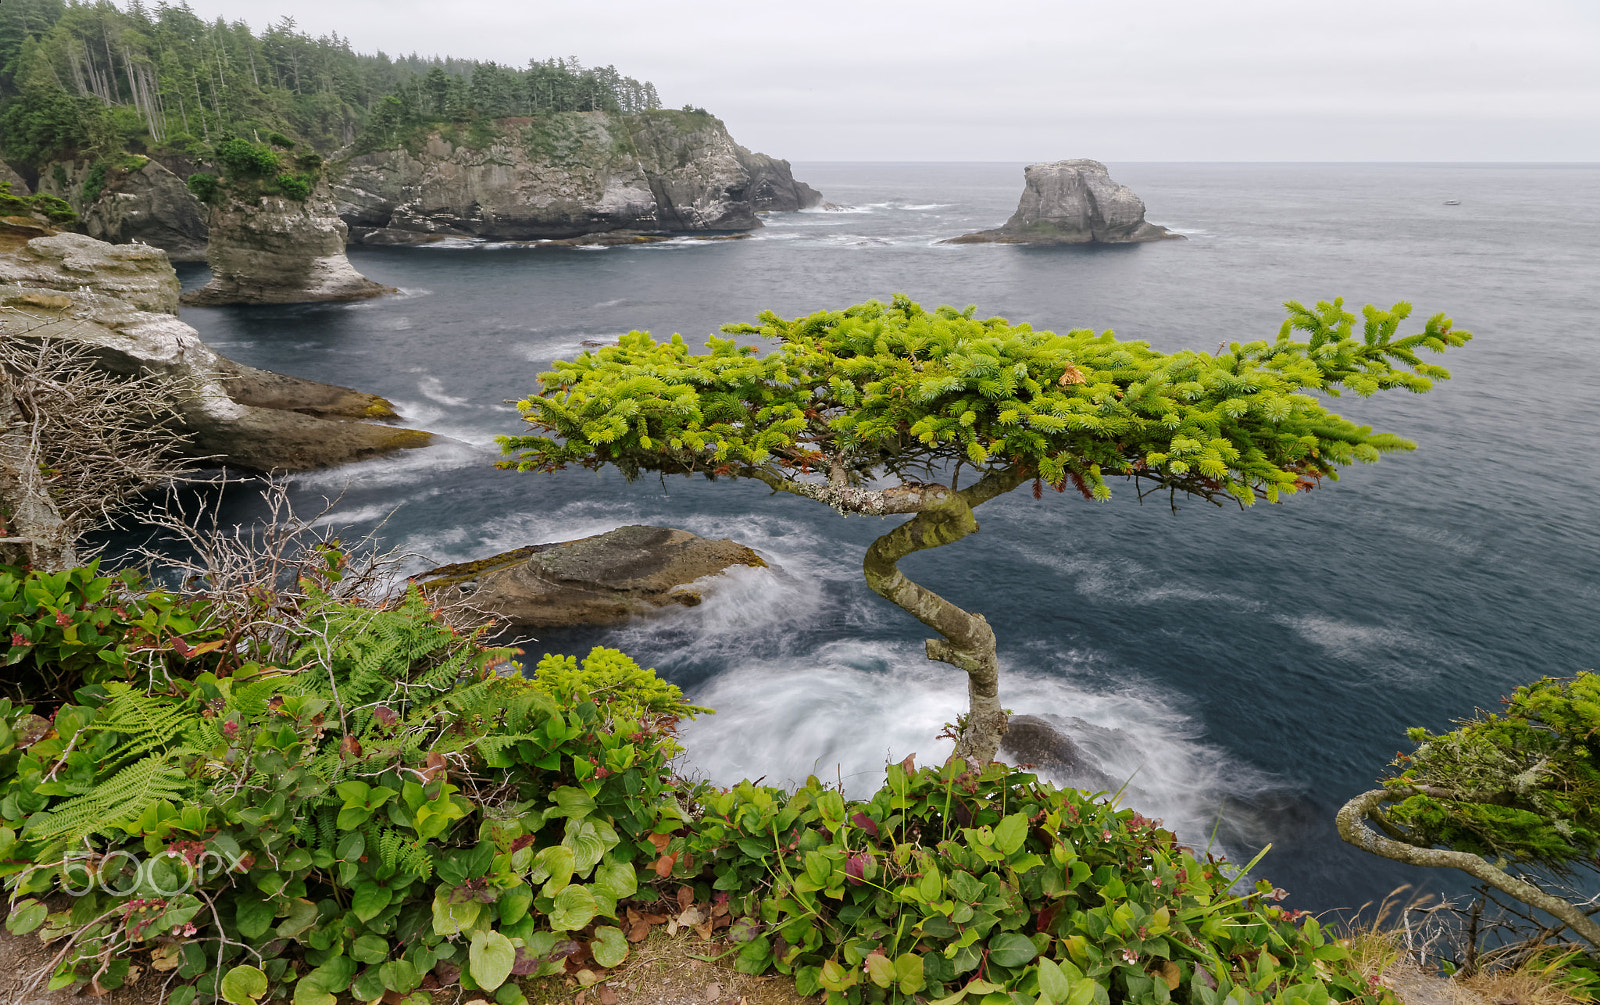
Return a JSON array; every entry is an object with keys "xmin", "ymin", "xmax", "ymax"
[{"xmin": 2, "ymin": 558, "xmax": 1391, "ymax": 1005}]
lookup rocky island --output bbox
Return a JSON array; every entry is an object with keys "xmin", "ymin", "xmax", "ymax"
[{"xmin": 947, "ymin": 159, "xmax": 1181, "ymax": 245}]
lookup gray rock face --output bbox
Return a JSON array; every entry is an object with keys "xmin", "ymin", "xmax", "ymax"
[
  {"xmin": 82, "ymin": 159, "xmax": 209, "ymax": 261},
  {"xmin": 418, "ymin": 525, "xmax": 770, "ymax": 628},
  {"xmin": 333, "ymin": 110, "xmax": 821, "ymax": 244},
  {"xmin": 737, "ymin": 146, "xmax": 823, "ymax": 212},
  {"xmin": 948, "ymin": 159, "xmax": 1180, "ymax": 245},
  {"xmin": 34, "ymin": 157, "xmax": 208, "ymax": 260},
  {"xmin": 0, "ymin": 231, "xmax": 180, "ymax": 314},
  {"xmin": 0, "ymin": 161, "xmax": 29, "ymax": 196},
  {"xmin": 1, "ymin": 240, "xmax": 432, "ymax": 472},
  {"xmin": 182, "ymin": 177, "xmax": 395, "ymax": 306}
]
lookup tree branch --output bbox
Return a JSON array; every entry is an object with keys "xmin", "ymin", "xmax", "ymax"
[{"xmin": 1336, "ymin": 788, "xmax": 1600, "ymax": 948}]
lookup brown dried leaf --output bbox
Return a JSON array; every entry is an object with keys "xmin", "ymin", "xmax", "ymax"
[
  {"xmin": 704, "ymin": 983, "xmax": 723, "ymax": 1001},
  {"xmin": 899, "ymin": 751, "xmax": 916, "ymax": 773},
  {"xmin": 1059, "ymin": 364, "xmax": 1087, "ymax": 385},
  {"xmin": 648, "ymin": 832, "xmax": 672, "ymax": 852},
  {"xmin": 653, "ymin": 852, "xmax": 678, "ymax": 877},
  {"xmin": 598, "ymin": 988, "xmax": 619, "ymax": 1005},
  {"xmin": 694, "ymin": 920, "xmax": 715, "ymax": 941},
  {"xmin": 1160, "ymin": 961, "xmax": 1181, "ymax": 990},
  {"xmin": 676, "ymin": 885, "xmax": 694, "ymax": 912},
  {"xmin": 626, "ymin": 921, "xmax": 651, "ymax": 942}
]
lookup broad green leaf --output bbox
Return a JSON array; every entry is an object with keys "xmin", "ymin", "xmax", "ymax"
[
  {"xmin": 895, "ymin": 952, "xmax": 926, "ymax": 993},
  {"xmin": 470, "ymin": 929, "xmax": 517, "ymax": 991},
  {"xmin": 432, "ymin": 887, "xmax": 482, "ymax": 936},
  {"xmin": 219, "ymin": 965, "xmax": 268, "ymax": 1005},
  {"xmin": 593, "ymin": 859, "xmax": 637, "ymax": 901},
  {"xmin": 234, "ymin": 897, "xmax": 275, "ymax": 940},
  {"xmin": 563, "ymin": 818, "xmax": 610, "ymax": 874},
  {"xmin": 351, "ymin": 934, "xmax": 389, "ymax": 964},
  {"xmin": 591, "ymin": 925, "xmax": 628, "ymax": 968},
  {"xmin": 994, "ymin": 812, "xmax": 1029, "ymax": 855},
  {"xmin": 499, "ymin": 883, "xmax": 535, "ymax": 925},
  {"xmin": 866, "ymin": 953, "xmax": 896, "ymax": 988},
  {"xmin": 379, "ymin": 959, "xmax": 421, "ymax": 994},
  {"xmin": 276, "ymin": 898, "xmax": 319, "ymax": 939},
  {"xmin": 4, "ymin": 899, "xmax": 46, "ymax": 935},
  {"xmin": 549, "ymin": 883, "xmax": 599, "ymax": 931},
  {"xmin": 1039, "ymin": 959, "xmax": 1071, "ymax": 1001},
  {"xmin": 351, "ymin": 882, "xmax": 393, "ymax": 923},
  {"xmin": 819, "ymin": 959, "xmax": 853, "ymax": 992},
  {"xmin": 293, "ymin": 980, "xmax": 335, "ymax": 1005},
  {"xmin": 534, "ymin": 844, "xmax": 576, "ymax": 894}
]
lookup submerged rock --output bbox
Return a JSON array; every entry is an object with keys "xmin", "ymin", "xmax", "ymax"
[
  {"xmin": 333, "ymin": 110, "xmax": 821, "ymax": 244},
  {"xmin": 999, "ymin": 714, "xmax": 1117, "ymax": 792},
  {"xmin": 417, "ymin": 525, "xmax": 769, "ymax": 628},
  {"xmin": 182, "ymin": 176, "xmax": 394, "ymax": 306},
  {"xmin": 947, "ymin": 159, "xmax": 1180, "ymax": 245},
  {"xmin": 0, "ymin": 231, "xmax": 180, "ymax": 314},
  {"xmin": 1, "ymin": 233, "xmax": 431, "ymax": 472}
]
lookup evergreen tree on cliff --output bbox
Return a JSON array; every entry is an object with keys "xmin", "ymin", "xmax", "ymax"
[{"xmin": 500, "ymin": 295, "xmax": 1470, "ymax": 764}]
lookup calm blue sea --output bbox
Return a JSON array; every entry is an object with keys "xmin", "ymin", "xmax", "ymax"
[{"xmin": 170, "ymin": 162, "xmax": 1600, "ymax": 914}]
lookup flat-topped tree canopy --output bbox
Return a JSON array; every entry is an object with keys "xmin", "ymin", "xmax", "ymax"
[{"xmin": 499, "ymin": 295, "xmax": 1470, "ymax": 762}]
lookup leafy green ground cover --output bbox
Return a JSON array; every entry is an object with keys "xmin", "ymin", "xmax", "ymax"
[{"xmin": 1, "ymin": 559, "xmax": 1392, "ymax": 1005}]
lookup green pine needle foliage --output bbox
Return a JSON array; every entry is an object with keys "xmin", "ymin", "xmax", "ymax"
[
  {"xmin": 1378, "ymin": 672, "xmax": 1600, "ymax": 871},
  {"xmin": 499, "ymin": 295, "xmax": 1469, "ymax": 507}
]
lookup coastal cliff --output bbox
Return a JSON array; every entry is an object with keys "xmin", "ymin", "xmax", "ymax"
[
  {"xmin": 34, "ymin": 157, "xmax": 208, "ymax": 261},
  {"xmin": 948, "ymin": 159, "xmax": 1180, "ymax": 245},
  {"xmin": 333, "ymin": 109, "xmax": 821, "ymax": 244},
  {"xmin": 182, "ymin": 174, "xmax": 395, "ymax": 306}
]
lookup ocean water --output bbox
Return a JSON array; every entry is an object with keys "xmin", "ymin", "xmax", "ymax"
[{"xmin": 169, "ymin": 162, "xmax": 1600, "ymax": 914}]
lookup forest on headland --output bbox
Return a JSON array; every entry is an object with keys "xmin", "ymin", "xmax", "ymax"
[{"xmin": 0, "ymin": 0, "xmax": 665, "ymax": 178}]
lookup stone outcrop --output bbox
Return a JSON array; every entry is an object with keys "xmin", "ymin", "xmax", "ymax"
[
  {"xmin": 333, "ymin": 110, "xmax": 821, "ymax": 244},
  {"xmin": 737, "ymin": 146, "xmax": 822, "ymax": 212},
  {"xmin": 0, "ymin": 231, "xmax": 180, "ymax": 314},
  {"xmin": 182, "ymin": 176, "xmax": 395, "ymax": 305},
  {"xmin": 34, "ymin": 157, "xmax": 208, "ymax": 260},
  {"xmin": 1, "ymin": 231, "xmax": 430, "ymax": 470},
  {"xmin": 947, "ymin": 159, "xmax": 1180, "ymax": 245},
  {"xmin": 0, "ymin": 162, "xmax": 29, "ymax": 196},
  {"xmin": 417, "ymin": 524, "xmax": 769, "ymax": 628},
  {"xmin": 1, "ymin": 283, "xmax": 433, "ymax": 471}
]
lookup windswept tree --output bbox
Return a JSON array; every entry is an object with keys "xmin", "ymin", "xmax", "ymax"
[
  {"xmin": 1338, "ymin": 672, "xmax": 1600, "ymax": 949},
  {"xmin": 499, "ymin": 295, "xmax": 1470, "ymax": 763}
]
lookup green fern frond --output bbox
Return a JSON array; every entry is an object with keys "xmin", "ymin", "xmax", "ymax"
[{"xmin": 26, "ymin": 757, "xmax": 190, "ymax": 843}]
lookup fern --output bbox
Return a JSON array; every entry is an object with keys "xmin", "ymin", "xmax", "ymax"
[
  {"xmin": 26, "ymin": 756, "xmax": 190, "ymax": 843},
  {"xmin": 90, "ymin": 683, "xmax": 196, "ymax": 762}
]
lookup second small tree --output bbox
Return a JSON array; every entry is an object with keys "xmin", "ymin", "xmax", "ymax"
[{"xmin": 500, "ymin": 295, "xmax": 1469, "ymax": 763}]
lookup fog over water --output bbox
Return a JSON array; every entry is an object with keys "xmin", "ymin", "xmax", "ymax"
[{"xmin": 169, "ymin": 161, "xmax": 1600, "ymax": 913}]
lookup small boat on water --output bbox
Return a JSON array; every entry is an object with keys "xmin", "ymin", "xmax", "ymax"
[{"xmin": 1444, "ymin": 199, "xmax": 1461, "ymax": 206}]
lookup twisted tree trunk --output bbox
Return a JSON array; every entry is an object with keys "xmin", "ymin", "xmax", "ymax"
[
  {"xmin": 749, "ymin": 467, "xmax": 1026, "ymax": 763},
  {"xmin": 1337, "ymin": 788, "xmax": 1600, "ymax": 947}
]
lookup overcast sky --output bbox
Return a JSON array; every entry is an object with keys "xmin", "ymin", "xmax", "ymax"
[{"xmin": 183, "ymin": 0, "xmax": 1599, "ymax": 162}]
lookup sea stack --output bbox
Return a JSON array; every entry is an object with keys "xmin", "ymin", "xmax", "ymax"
[
  {"xmin": 947, "ymin": 159, "xmax": 1181, "ymax": 245},
  {"xmin": 182, "ymin": 174, "xmax": 394, "ymax": 306}
]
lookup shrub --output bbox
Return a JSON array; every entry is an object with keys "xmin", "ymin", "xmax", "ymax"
[
  {"xmin": 265, "ymin": 132, "xmax": 295, "ymax": 149},
  {"xmin": 1, "ymin": 561, "xmax": 217, "ymax": 707},
  {"xmin": 79, "ymin": 159, "xmax": 108, "ymax": 204},
  {"xmin": 0, "ymin": 183, "xmax": 76, "ymax": 224},
  {"xmin": 0, "ymin": 580, "xmax": 696, "ymax": 1003},
  {"xmin": 211, "ymin": 137, "xmax": 281, "ymax": 179},
  {"xmin": 272, "ymin": 172, "xmax": 312, "ymax": 200},
  {"xmin": 677, "ymin": 762, "xmax": 1383, "ymax": 1005},
  {"xmin": 186, "ymin": 172, "xmax": 220, "ymax": 203}
]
